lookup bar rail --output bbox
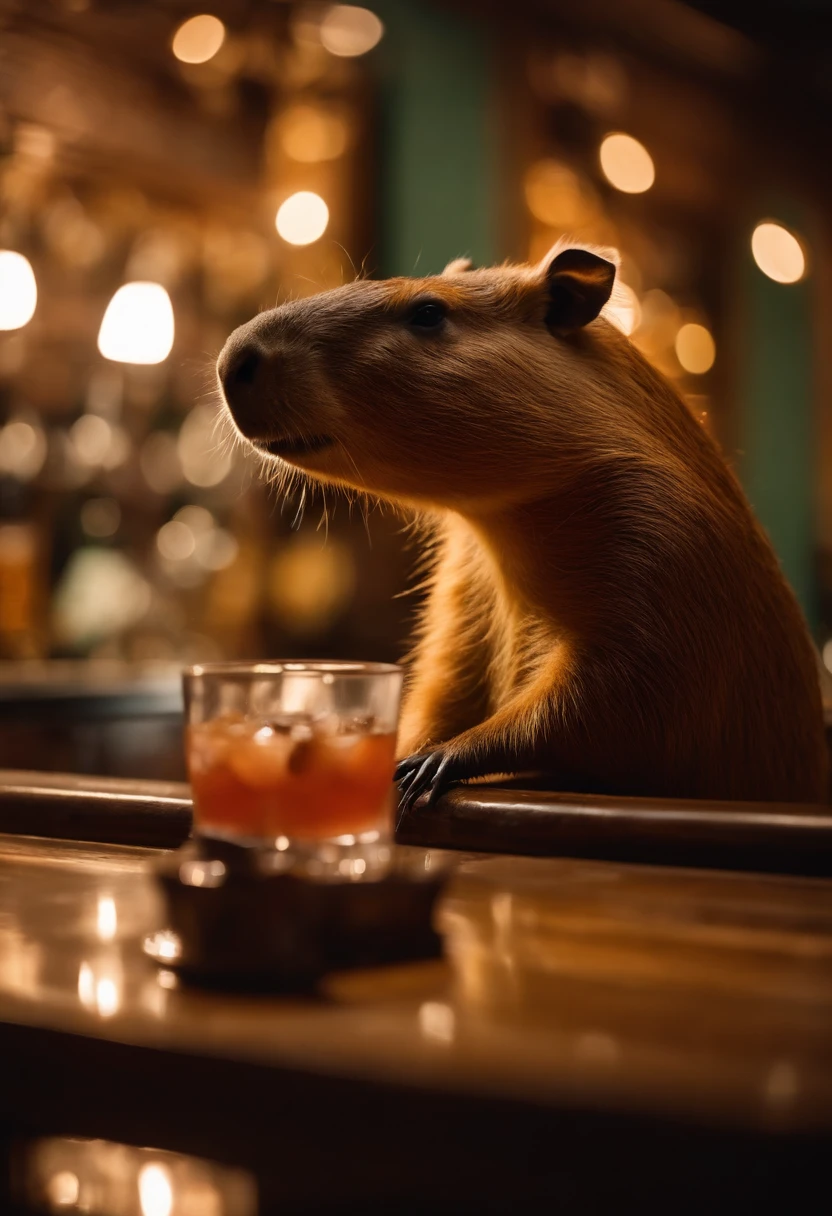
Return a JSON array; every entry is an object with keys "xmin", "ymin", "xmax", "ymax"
[
  {"xmin": 0, "ymin": 771, "xmax": 192, "ymax": 850},
  {"xmin": 2, "ymin": 769, "xmax": 832, "ymax": 875},
  {"xmin": 397, "ymin": 784, "xmax": 832, "ymax": 877}
]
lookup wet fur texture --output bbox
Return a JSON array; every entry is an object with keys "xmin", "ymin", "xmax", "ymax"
[{"xmin": 218, "ymin": 244, "xmax": 828, "ymax": 806}]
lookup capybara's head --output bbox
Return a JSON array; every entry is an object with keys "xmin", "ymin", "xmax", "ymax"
[{"xmin": 217, "ymin": 245, "xmax": 627, "ymax": 510}]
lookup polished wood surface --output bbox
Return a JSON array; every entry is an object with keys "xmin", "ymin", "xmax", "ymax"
[{"xmin": 0, "ymin": 833, "xmax": 830, "ymax": 1209}]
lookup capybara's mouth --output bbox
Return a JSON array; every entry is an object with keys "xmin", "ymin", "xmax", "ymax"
[{"xmin": 256, "ymin": 434, "xmax": 334, "ymax": 458}]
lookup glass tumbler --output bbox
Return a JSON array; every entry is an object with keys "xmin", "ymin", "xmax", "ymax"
[{"xmin": 183, "ymin": 661, "xmax": 403, "ymax": 875}]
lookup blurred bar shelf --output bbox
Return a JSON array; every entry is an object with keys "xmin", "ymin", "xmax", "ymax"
[{"xmin": 0, "ymin": 661, "xmax": 185, "ymax": 781}]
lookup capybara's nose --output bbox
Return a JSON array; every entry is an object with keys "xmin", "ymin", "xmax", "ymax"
[{"xmin": 217, "ymin": 340, "xmax": 268, "ymax": 438}]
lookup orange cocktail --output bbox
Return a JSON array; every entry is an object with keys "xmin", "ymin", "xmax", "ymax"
[
  {"xmin": 187, "ymin": 715, "xmax": 398, "ymax": 840},
  {"xmin": 183, "ymin": 662, "xmax": 403, "ymax": 850}
]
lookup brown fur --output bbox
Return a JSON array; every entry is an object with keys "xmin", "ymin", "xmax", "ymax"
[{"xmin": 218, "ymin": 245, "xmax": 827, "ymax": 803}]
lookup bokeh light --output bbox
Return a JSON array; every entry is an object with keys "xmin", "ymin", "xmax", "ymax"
[
  {"xmin": 69, "ymin": 415, "xmax": 130, "ymax": 470},
  {"xmin": 275, "ymin": 192, "xmax": 329, "ymax": 245},
  {"xmin": 53, "ymin": 549, "xmax": 151, "ymax": 646},
  {"xmin": 675, "ymin": 322, "xmax": 716, "ymax": 374},
  {"xmin": 0, "ymin": 250, "xmax": 38, "ymax": 330},
  {"xmin": 157, "ymin": 520, "xmax": 196, "ymax": 563},
  {"xmin": 140, "ymin": 431, "xmax": 182, "ymax": 495},
  {"xmin": 320, "ymin": 6, "xmax": 384, "ymax": 57},
  {"xmin": 81, "ymin": 498, "xmax": 121, "ymax": 539},
  {"xmin": 751, "ymin": 222, "xmax": 806, "ymax": 284},
  {"xmin": 177, "ymin": 405, "xmax": 232, "ymax": 488},
  {"xmin": 599, "ymin": 133, "xmax": 655, "ymax": 194},
  {"xmin": 171, "ymin": 14, "xmax": 226, "ymax": 65},
  {"xmin": 0, "ymin": 416, "xmax": 47, "ymax": 480},
  {"xmin": 97, "ymin": 282, "xmax": 174, "ymax": 365},
  {"xmin": 524, "ymin": 160, "xmax": 597, "ymax": 228},
  {"xmin": 279, "ymin": 105, "xmax": 349, "ymax": 163}
]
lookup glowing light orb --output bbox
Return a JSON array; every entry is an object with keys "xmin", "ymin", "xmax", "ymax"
[{"xmin": 599, "ymin": 133, "xmax": 655, "ymax": 194}]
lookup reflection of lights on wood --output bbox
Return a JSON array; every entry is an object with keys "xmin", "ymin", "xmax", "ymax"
[
  {"xmin": 0, "ymin": 250, "xmax": 37, "ymax": 330},
  {"xmin": 78, "ymin": 959, "xmax": 122, "ymax": 1018},
  {"xmin": 751, "ymin": 222, "xmax": 806, "ymax": 284},
  {"xmin": 275, "ymin": 192, "xmax": 329, "ymax": 246},
  {"xmin": 139, "ymin": 1163, "xmax": 174, "ymax": 1216},
  {"xmin": 320, "ymin": 6, "xmax": 384, "ymax": 57},
  {"xmin": 172, "ymin": 14, "xmax": 225, "ymax": 64},
  {"xmin": 98, "ymin": 282, "xmax": 174, "ymax": 365},
  {"xmin": 599, "ymin": 133, "xmax": 654, "ymax": 194},
  {"xmin": 96, "ymin": 895, "xmax": 117, "ymax": 941},
  {"xmin": 675, "ymin": 322, "xmax": 716, "ymax": 374},
  {"xmin": 46, "ymin": 1171, "xmax": 80, "ymax": 1208},
  {"xmin": 96, "ymin": 978, "xmax": 119, "ymax": 1017}
]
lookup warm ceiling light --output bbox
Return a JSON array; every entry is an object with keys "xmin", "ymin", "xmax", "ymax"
[
  {"xmin": 275, "ymin": 192, "xmax": 329, "ymax": 246},
  {"xmin": 320, "ymin": 6, "xmax": 384, "ymax": 57},
  {"xmin": 675, "ymin": 322, "xmax": 716, "ymax": 374},
  {"xmin": 97, "ymin": 282, "xmax": 174, "ymax": 365},
  {"xmin": 172, "ymin": 14, "xmax": 226, "ymax": 64},
  {"xmin": 0, "ymin": 250, "xmax": 38, "ymax": 330},
  {"xmin": 751, "ymin": 222, "xmax": 806, "ymax": 284},
  {"xmin": 599, "ymin": 133, "xmax": 655, "ymax": 194}
]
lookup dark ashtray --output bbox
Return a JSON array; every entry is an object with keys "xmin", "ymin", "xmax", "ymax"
[{"xmin": 148, "ymin": 833, "xmax": 451, "ymax": 991}]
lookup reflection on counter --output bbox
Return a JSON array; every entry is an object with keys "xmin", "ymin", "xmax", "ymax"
[{"xmin": 17, "ymin": 1136, "xmax": 256, "ymax": 1216}]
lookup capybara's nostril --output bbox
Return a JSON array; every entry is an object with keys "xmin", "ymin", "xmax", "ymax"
[{"xmin": 221, "ymin": 345, "xmax": 261, "ymax": 406}]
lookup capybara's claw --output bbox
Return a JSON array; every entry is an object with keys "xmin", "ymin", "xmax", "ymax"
[{"xmin": 395, "ymin": 748, "xmax": 460, "ymax": 826}]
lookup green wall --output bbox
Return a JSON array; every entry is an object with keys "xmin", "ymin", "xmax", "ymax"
[
  {"xmin": 740, "ymin": 211, "xmax": 816, "ymax": 628},
  {"xmin": 373, "ymin": 0, "xmax": 498, "ymax": 277}
]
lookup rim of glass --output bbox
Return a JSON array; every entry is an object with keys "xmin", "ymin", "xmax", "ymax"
[{"xmin": 183, "ymin": 660, "xmax": 402, "ymax": 680}]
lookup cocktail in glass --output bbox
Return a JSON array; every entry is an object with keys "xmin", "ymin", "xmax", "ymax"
[{"xmin": 183, "ymin": 661, "xmax": 402, "ymax": 875}]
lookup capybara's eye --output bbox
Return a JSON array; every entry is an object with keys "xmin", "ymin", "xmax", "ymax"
[{"xmin": 409, "ymin": 301, "xmax": 446, "ymax": 330}]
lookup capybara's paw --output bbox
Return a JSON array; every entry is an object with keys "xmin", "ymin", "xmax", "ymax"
[{"xmin": 395, "ymin": 748, "xmax": 462, "ymax": 823}]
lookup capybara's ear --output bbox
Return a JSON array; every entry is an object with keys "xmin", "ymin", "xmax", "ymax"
[
  {"xmin": 442, "ymin": 256, "xmax": 474, "ymax": 276},
  {"xmin": 543, "ymin": 247, "xmax": 617, "ymax": 331}
]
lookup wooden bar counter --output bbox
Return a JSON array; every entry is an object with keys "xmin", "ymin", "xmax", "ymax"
[{"xmin": 0, "ymin": 824, "xmax": 831, "ymax": 1212}]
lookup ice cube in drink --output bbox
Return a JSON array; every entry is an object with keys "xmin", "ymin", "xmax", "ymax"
[{"xmin": 186, "ymin": 712, "xmax": 397, "ymax": 841}]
